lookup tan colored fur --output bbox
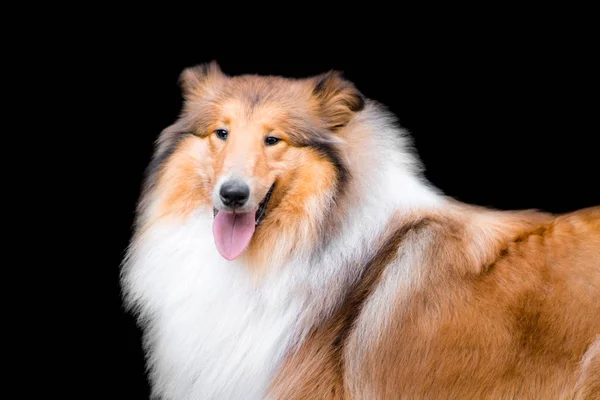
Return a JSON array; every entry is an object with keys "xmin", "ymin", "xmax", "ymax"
[{"xmin": 270, "ymin": 206, "xmax": 600, "ymax": 399}]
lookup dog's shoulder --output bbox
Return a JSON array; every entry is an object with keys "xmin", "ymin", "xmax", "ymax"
[{"xmin": 342, "ymin": 204, "xmax": 600, "ymax": 398}]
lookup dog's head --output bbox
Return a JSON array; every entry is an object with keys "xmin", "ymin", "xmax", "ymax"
[{"xmin": 144, "ymin": 62, "xmax": 364, "ymax": 262}]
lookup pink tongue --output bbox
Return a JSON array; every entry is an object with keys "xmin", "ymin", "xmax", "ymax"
[{"xmin": 212, "ymin": 211, "xmax": 256, "ymax": 260}]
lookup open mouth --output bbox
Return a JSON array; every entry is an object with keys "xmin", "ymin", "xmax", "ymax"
[
  {"xmin": 212, "ymin": 183, "xmax": 275, "ymax": 226},
  {"xmin": 212, "ymin": 183, "xmax": 276, "ymax": 261}
]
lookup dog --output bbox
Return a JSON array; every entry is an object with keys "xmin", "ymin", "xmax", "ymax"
[{"xmin": 122, "ymin": 62, "xmax": 600, "ymax": 399}]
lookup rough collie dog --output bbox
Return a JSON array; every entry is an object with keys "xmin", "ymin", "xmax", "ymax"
[{"xmin": 122, "ymin": 62, "xmax": 600, "ymax": 399}]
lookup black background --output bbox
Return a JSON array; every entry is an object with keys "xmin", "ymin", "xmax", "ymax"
[{"xmin": 96, "ymin": 25, "xmax": 598, "ymax": 399}]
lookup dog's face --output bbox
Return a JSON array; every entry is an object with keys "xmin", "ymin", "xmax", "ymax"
[{"xmin": 145, "ymin": 62, "xmax": 364, "ymax": 261}]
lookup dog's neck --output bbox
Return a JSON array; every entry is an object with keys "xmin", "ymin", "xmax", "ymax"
[
  {"xmin": 260, "ymin": 105, "xmax": 445, "ymax": 336},
  {"xmin": 302, "ymin": 104, "xmax": 444, "ymax": 263}
]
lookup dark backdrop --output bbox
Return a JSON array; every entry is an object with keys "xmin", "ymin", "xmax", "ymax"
[{"xmin": 103, "ymin": 35, "xmax": 598, "ymax": 399}]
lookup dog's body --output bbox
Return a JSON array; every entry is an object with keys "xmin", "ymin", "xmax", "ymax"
[{"xmin": 122, "ymin": 63, "xmax": 600, "ymax": 399}]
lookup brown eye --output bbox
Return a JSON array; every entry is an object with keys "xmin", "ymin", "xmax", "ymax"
[
  {"xmin": 215, "ymin": 129, "xmax": 228, "ymax": 141},
  {"xmin": 264, "ymin": 136, "xmax": 280, "ymax": 146}
]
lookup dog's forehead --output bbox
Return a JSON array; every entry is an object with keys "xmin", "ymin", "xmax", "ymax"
[
  {"xmin": 226, "ymin": 76, "xmax": 309, "ymax": 105},
  {"xmin": 214, "ymin": 78, "xmax": 311, "ymax": 122}
]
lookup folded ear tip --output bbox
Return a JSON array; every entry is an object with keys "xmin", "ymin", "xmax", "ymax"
[
  {"xmin": 313, "ymin": 70, "xmax": 344, "ymax": 94},
  {"xmin": 311, "ymin": 69, "xmax": 364, "ymax": 129},
  {"xmin": 178, "ymin": 61, "xmax": 225, "ymax": 95},
  {"xmin": 178, "ymin": 67, "xmax": 196, "ymax": 87}
]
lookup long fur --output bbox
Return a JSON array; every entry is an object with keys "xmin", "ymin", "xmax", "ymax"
[{"xmin": 122, "ymin": 62, "xmax": 600, "ymax": 399}]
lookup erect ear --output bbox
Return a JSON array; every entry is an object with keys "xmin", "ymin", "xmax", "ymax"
[
  {"xmin": 311, "ymin": 71, "xmax": 365, "ymax": 130},
  {"xmin": 178, "ymin": 60, "xmax": 226, "ymax": 98}
]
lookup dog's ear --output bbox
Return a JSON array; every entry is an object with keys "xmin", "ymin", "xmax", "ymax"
[
  {"xmin": 312, "ymin": 71, "xmax": 365, "ymax": 131},
  {"xmin": 179, "ymin": 61, "xmax": 226, "ymax": 98}
]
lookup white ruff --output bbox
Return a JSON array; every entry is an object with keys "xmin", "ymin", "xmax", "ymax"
[
  {"xmin": 124, "ymin": 212, "xmax": 304, "ymax": 399},
  {"xmin": 122, "ymin": 106, "xmax": 444, "ymax": 399}
]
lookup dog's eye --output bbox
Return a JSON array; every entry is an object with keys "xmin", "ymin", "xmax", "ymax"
[
  {"xmin": 264, "ymin": 136, "xmax": 280, "ymax": 146},
  {"xmin": 215, "ymin": 129, "xmax": 228, "ymax": 141}
]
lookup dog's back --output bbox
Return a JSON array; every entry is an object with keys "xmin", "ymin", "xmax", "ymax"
[{"xmin": 270, "ymin": 206, "xmax": 600, "ymax": 399}]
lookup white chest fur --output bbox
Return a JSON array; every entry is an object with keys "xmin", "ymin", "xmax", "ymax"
[{"xmin": 123, "ymin": 214, "xmax": 306, "ymax": 400}]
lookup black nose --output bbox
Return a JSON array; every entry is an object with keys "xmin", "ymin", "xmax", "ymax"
[{"xmin": 219, "ymin": 180, "xmax": 250, "ymax": 208}]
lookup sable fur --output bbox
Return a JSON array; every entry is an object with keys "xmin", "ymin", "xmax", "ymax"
[
  {"xmin": 271, "ymin": 206, "xmax": 600, "ymax": 399},
  {"xmin": 122, "ymin": 62, "xmax": 600, "ymax": 399}
]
